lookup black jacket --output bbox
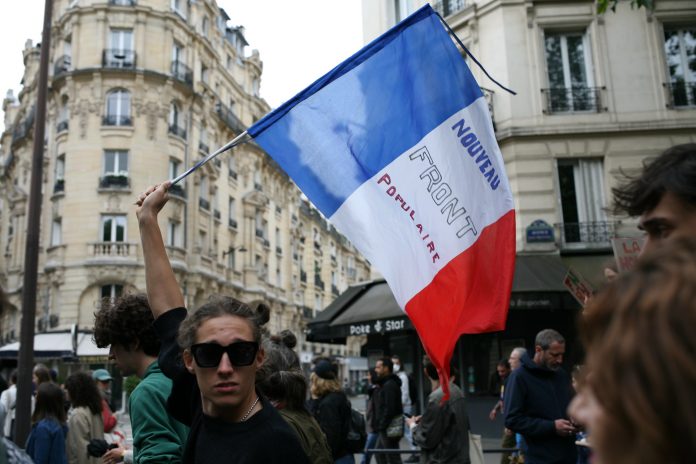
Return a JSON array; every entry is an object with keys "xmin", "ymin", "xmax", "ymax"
[
  {"xmin": 503, "ymin": 353, "xmax": 576, "ymax": 464},
  {"xmin": 374, "ymin": 374, "xmax": 403, "ymax": 432},
  {"xmin": 311, "ymin": 391, "xmax": 351, "ymax": 460}
]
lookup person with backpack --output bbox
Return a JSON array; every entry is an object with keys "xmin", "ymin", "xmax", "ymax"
[{"xmin": 309, "ymin": 359, "xmax": 354, "ymax": 464}]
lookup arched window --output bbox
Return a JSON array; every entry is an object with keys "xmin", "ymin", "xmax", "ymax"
[
  {"xmin": 57, "ymin": 96, "xmax": 69, "ymax": 132},
  {"xmin": 104, "ymin": 89, "xmax": 131, "ymax": 126}
]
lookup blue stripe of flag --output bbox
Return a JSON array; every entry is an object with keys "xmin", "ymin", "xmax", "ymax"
[{"xmin": 248, "ymin": 5, "xmax": 482, "ymax": 217}]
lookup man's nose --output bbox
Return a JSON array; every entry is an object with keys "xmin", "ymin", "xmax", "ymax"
[{"xmin": 217, "ymin": 352, "xmax": 234, "ymax": 374}]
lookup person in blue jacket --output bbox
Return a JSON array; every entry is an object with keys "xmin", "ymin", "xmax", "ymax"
[
  {"xmin": 504, "ymin": 329, "xmax": 577, "ymax": 464},
  {"xmin": 26, "ymin": 382, "xmax": 68, "ymax": 464}
]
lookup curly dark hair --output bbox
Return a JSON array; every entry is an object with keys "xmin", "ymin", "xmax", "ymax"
[
  {"xmin": 177, "ymin": 296, "xmax": 270, "ymax": 350},
  {"xmin": 64, "ymin": 371, "xmax": 102, "ymax": 416},
  {"xmin": 612, "ymin": 143, "xmax": 696, "ymax": 216},
  {"xmin": 93, "ymin": 293, "xmax": 160, "ymax": 357}
]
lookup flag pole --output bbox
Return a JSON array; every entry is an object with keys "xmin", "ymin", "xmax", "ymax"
[
  {"xmin": 15, "ymin": 0, "xmax": 53, "ymax": 446},
  {"xmin": 170, "ymin": 131, "xmax": 250, "ymax": 185}
]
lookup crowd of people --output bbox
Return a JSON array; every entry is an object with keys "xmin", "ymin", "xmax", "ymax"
[{"xmin": 0, "ymin": 143, "xmax": 694, "ymax": 464}]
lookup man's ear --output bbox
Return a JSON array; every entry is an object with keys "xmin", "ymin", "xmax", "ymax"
[{"xmin": 183, "ymin": 349, "xmax": 195, "ymax": 374}]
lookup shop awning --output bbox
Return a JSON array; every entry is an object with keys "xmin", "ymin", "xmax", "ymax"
[
  {"xmin": 307, "ymin": 254, "xmax": 578, "ymax": 342},
  {"xmin": 0, "ymin": 331, "xmax": 109, "ymax": 360}
]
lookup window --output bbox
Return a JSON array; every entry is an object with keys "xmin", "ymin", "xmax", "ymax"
[
  {"xmin": 314, "ymin": 294, "xmax": 322, "ymax": 311},
  {"xmin": 167, "ymin": 220, "xmax": 183, "ymax": 248},
  {"xmin": 107, "ymin": 28, "xmax": 134, "ymax": 68},
  {"xmin": 51, "ymin": 218, "xmax": 62, "ymax": 246},
  {"xmin": 171, "ymin": 0, "xmax": 186, "ymax": 18},
  {"xmin": 101, "ymin": 284, "xmax": 123, "ymax": 300},
  {"xmin": 172, "ymin": 42, "xmax": 184, "ymax": 64},
  {"xmin": 198, "ymin": 230, "xmax": 208, "ymax": 253},
  {"xmin": 199, "ymin": 175, "xmax": 209, "ymax": 210},
  {"xmin": 276, "ymin": 268, "xmax": 281, "ymax": 287},
  {"xmin": 57, "ymin": 97, "xmax": 69, "ymax": 132},
  {"xmin": 103, "ymin": 150, "xmax": 128, "ymax": 176},
  {"xmin": 105, "ymin": 89, "xmax": 131, "ymax": 125},
  {"xmin": 202, "ymin": 16, "xmax": 209, "ymax": 37},
  {"xmin": 544, "ymin": 31, "xmax": 597, "ymax": 113},
  {"xmin": 664, "ymin": 27, "xmax": 696, "ymax": 107},
  {"xmin": 228, "ymin": 197, "xmax": 237, "ymax": 228},
  {"xmin": 199, "ymin": 126, "xmax": 209, "ymax": 153},
  {"xmin": 557, "ymin": 158, "xmax": 611, "ymax": 246},
  {"xmin": 227, "ymin": 248, "xmax": 236, "ymax": 269},
  {"xmin": 168, "ymin": 102, "xmax": 186, "ymax": 138},
  {"xmin": 201, "ymin": 64, "xmax": 209, "ymax": 84},
  {"xmin": 54, "ymin": 154, "xmax": 65, "ymax": 193},
  {"xmin": 169, "ymin": 159, "xmax": 181, "ymax": 179},
  {"xmin": 228, "ymin": 156, "xmax": 237, "ymax": 179},
  {"xmin": 101, "ymin": 215, "xmax": 126, "ymax": 243},
  {"xmin": 394, "ymin": 0, "xmax": 413, "ymax": 22}
]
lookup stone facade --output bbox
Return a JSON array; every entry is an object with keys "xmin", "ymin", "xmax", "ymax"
[
  {"xmin": 363, "ymin": 0, "xmax": 696, "ymax": 286},
  {"xmin": 0, "ymin": 0, "xmax": 370, "ymax": 359}
]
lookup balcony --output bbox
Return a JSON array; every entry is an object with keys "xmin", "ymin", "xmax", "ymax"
[
  {"xmin": 168, "ymin": 124, "xmax": 187, "ymax": 139},
  {"xmin": 54, "ymin": 55, "xmax": 71, "ymax": 76},
  {"xmin": 665, "ymin": 81, "xmax": 696, "ymax": 108},
  {"xmin": 89, "ymin": 241, "xmax": 136, "ymax": 258},
  {"xmin": 314, "ymin": 275, "xmax": 325, "ymax": 290},
  {"xmin": 56, "ymin": 120, "xmax": 69, "ymax": 133},
  {"xmin": 432, "ymin": 0, "xmax": 467, "ymax": 17},
  {"xmin": 555, "ymin": 221, "xmax": 616, "ymax": 251},
  {"xmin": 542, "ymin": 87, "xmax": 604, "ymax": 114},
  {"xmin": 102, "ymin": 114, "xmax": 132, "ymax": 126},
  {"xmin": 228, "ymin": 218, "xmax": 238, "ymax": 229},
  {"xmin": 99, "ymin": 174, "xmax": 130, "ymax": 189},
  {"xmin": 169, "ymin": 184, "xmax": 186, "ymax": 199},
  {"xmin": 199, "ymin": 198, "xmax": 210, "ymax": 210},
  {"xmin": 102, "ymin": 49, "xmax": 136, "ymax": 69},
  {"xmin": 215, "ymin": 102, "xmax": 246, "ymax": 133},
  {"xmin": 171, "ymin": 60, "xmax": 193, "ymax": 86},
  {"xmin": 53, "ymin": 179, "xmax": 65, "ymax": 194}
]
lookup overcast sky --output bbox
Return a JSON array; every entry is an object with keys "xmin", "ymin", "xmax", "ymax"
[{"xmin": 0, "ymin": 0, "xmax": 365, "ymax": 131}]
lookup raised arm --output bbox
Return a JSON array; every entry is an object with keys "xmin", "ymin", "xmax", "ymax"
[{"xmin": 136, "ymin": 182, "xmax": 185, "ymax": 318}]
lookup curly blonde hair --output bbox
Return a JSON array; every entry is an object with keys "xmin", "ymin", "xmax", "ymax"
[{"xmin": 310, "ymin": 372, "xmax": 341, "ymax": 398}]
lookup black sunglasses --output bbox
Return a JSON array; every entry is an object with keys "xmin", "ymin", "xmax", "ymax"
[{"xmin": 190, "ymin": 341, "xmax": 259, "ymax": 368}]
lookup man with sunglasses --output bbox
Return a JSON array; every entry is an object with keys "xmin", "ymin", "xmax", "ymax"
[
  {"xmin": 94, "ymin": 294, "xmax": 188, "ymax": 464},
  {"xmin": 136, "ymin": 182, "xmax": 309, "ymax": 464}
]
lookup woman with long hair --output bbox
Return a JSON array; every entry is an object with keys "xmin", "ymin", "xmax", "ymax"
[
  {"xmin": 257, "ymin": 330, "xmax": 332, "ymax": 464},
  {"xmin": 25, "ymin": 382, "xmax": 68, "ymax": 464},
  {"xmin": 309, "ymin": 359, "xmax": 353, "ymax": 464},
  {"xmin": 569, "ymin": 237, "xmax": 696, "ymax": 464},
  {"xmin": 64, "ymin": 372, "xmax": 104, "ymax": 464}
]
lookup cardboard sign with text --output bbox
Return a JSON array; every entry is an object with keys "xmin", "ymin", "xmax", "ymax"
[
  {"xmin": 611, "ymin": 237, "xmax": 645, "ymax": 273},
  {"xmin": 563, "ymin": 268, "xmax": 594, "ymax": 307}
]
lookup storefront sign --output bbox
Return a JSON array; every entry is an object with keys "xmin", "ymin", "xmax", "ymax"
[
  {"xmin": 509, "ymin": 295, "xmax": 555, "ymax": 310},
  {"xmin": 525, "ymin": 220, "xmax": 555, "ymax": 243},
  {"xmin": 611, "ymin": 236, "xmax": 645, "ymax": 272},
  {"xmin": 348, "ymin": 318, "xmax": 408, "ymax": 336}
]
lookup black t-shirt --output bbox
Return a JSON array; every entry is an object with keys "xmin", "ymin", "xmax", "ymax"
[{"xmin": 152, "ymin": 308, "xmax": 310, "ymax": 464}]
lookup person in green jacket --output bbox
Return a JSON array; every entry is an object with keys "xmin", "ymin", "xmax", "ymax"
[{"xmin": 94, "ymin": 293, "xmax": 189, "ymax": 464}]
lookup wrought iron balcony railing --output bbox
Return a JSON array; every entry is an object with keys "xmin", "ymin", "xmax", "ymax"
[
  {"xmin": 215, "ymin": 102, "xmax": 246, "ymax": 133},
  {"xmin": 665, "ymin": 81, "xmax": 696, "ymax": 108},
  {"xmin": 432, "ymin": 0, "xmax": 467, "ymax": 17},
  {"xmin": 54, "ymin": 55, "xmax": 71, "ymax": 76},
  {"xmin": 102, "ymin": 49, "xmax": 136, "ymax": 69},
  {"xmin": 555, "ymin": 221, "xmax": 616, "ymax": 249},
  {"xmin": 542, "ymin": 87, "xmax": 605, "ymax": 114},
  {"xmin": 102, "ymin": 114, "xmax": 132, "ymax": 126},
  {"xmin": 171, "ymin": 60, "xmax": 193, "ymax": 86},
  {"xmin": 99, "ymin": 174, "xmax": 130, "ymax": 189},
  {"xmin": 169, "ymin": 184, "xmax": 186, "ymax": 199},
  {"xmin": 168, "ymin": 124, "xmax": 187, "ymax": 139}
]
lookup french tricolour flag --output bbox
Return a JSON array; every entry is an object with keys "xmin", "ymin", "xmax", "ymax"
[{"xmin": 247, "ymin": 5, "xmax": 516, "ymax": 394}]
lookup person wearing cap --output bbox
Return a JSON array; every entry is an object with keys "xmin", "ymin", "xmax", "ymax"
[
  {"xmin": 309, "ymin": 359, "xmax": 353, "ymax": 463},
  {"xmin": 92, "ymin": 369, "xmax": 117, "ymax": 433}
]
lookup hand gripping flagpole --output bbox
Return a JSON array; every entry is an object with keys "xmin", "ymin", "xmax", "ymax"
[{"xmin": 170, "ymin": 131, "xmax": 251, "ymax": 185}]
